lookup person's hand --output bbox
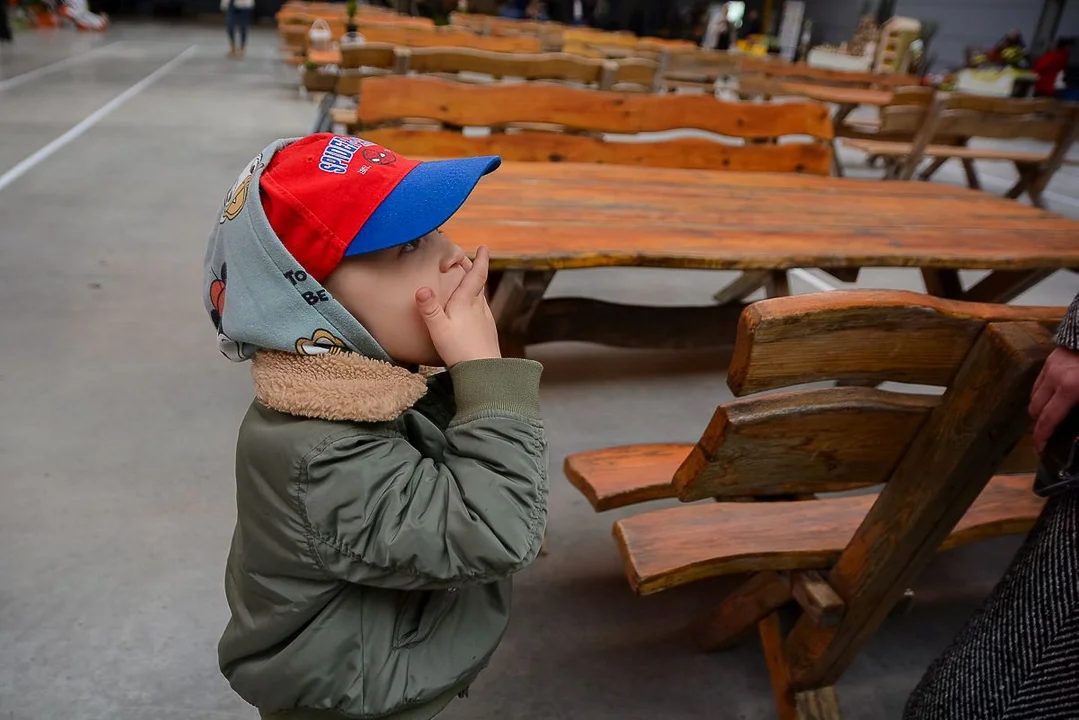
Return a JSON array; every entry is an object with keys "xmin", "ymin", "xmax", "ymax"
[
  {"xmin": 415, "ymin": 245, "xmax": 501, "ymax": 367},
  {"xmin": 1029, "ymin": 346, "xmax": 1079, "ymax": 453}
]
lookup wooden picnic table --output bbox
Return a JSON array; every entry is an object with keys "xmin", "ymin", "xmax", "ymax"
[{"xmin": 442, "ymin": 162, "xmax": 1079, "ymax": 354}]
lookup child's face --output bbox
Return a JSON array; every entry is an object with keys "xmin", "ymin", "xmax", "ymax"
[{"xmin": 325, "ymin": 229, "xmax": 472, "ymax": 367}]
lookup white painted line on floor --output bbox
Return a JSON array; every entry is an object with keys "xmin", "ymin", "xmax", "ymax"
[
  {"xmin": 0, "ymin": 45, "xmax": 198, "ymax": 194},
  {"xmin": 0, "ymin": 41, "xmax": 125, "ymax": 93},
  {"xmin": 791, "ymin": 268, "xmax": 838, "ymax": 292}
]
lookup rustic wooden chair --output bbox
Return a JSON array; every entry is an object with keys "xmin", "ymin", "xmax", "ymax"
[
  {"xmin": 844, "ymin": 94, "xmax": 1079, "ymax": 208},
  {"xmin": 346, "ymin": 74, "xmax": 834, "ymax": 174},
  {"xmin": 564, "ymin": 290, "xmax": 1060, "ymax": 720}
]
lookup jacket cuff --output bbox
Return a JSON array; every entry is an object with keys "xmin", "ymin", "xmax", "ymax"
[
  {"xmin": 1055, "ymin": 295, "xmax": 1079, "ymax": 350},
  {"xmin": 450, "ymin": 358, "xmax": 543, "ymax": 421}
]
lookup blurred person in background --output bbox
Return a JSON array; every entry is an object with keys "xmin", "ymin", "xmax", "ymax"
[
  {"xmin": 222, "ymin": 0, "xmax": 253, "ymax": 57},
  {"xmin": 1033, "ymin": 37, "xmax": 1074, "ymax": 97}
]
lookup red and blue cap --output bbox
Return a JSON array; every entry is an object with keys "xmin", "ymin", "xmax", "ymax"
[{"xmin": 259, "ymin": 133, "xmax": 500, "ymax": 282}]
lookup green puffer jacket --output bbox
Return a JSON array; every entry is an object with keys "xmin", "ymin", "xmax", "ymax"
[{"xmin": 218, "ymin": 351, "xmax": 548, "ymax": 720}]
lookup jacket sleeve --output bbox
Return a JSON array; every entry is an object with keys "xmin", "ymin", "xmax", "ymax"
[
  {"xmin": 1056, "ymin": 293, "xmax": 1079, "ymax": 351},
  {"xmin": 300, "ymin": 358, "xmax": 548, "ymax": 590}
]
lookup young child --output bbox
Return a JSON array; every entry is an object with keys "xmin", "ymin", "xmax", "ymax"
[{"xmin": 204, "ymin": 134, "xmax": 549, "ymax": 720}]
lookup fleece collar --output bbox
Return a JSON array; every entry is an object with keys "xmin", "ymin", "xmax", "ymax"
[{"xmin": 251, "ymin": 351, "xmax": 433, "ymax": 422}]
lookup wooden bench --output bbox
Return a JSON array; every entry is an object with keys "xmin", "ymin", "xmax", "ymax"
[
  {"xmin": 329, "ymin": 49, "xmax": 662, "ymax": 133},
  {"xmin": 739, "ymin": 60, "xmax": 919, "ymax": 100},
  {"xmin": 357, "ymin": 25, "xmax": 543, "ymax": 53},
  {"xmin": 564, "ymin": 290, "xmax": 1061, "ymax": 719},
  {"xmin": 402, "ymin": 47, "xmax": 660, "ymax": 91},
  {"xmin": 345, "ymin": 74, "xmax": 834, "ymax": 174},
  {"xmin": 844, "ymin": 94, "xmax": 1079, "ymax": 208}
]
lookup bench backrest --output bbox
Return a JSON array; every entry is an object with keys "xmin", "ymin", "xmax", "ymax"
[
  {"xmin": 739, "ymin": 59, "xmax": 919, "ymax": 97},
  {"xmin": 353, "ymin": 74, "xmax": 834, "ymax": 174},
  {"xmin": 359, "ymin": 25, "xmax": 544, "ymax": 52},
  {"xmin": 921, "ymin": 93, "xmax": 1078, "ymax": 143},
  {"xmin": 671, "ymin": 291, "xmax": 1061, "ymax": 503},
  {"xmin": 402, "ymin": 47, "xmax": 659, "ymax": 91}
]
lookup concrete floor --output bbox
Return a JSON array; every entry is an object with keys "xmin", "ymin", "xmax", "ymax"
[{"xmin": 1, "ymin": 24, "xmax": 1078, "ymax": 720}]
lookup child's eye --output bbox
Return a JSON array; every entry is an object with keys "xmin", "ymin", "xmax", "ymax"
[{"xmin": 398, "ymin": 237, "xmax": 422, "ymax": 255}]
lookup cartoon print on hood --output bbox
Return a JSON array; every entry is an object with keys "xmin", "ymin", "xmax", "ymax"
[{"xmin": 203, "ymin": 138, "xmax": 391, "ymax": 364}]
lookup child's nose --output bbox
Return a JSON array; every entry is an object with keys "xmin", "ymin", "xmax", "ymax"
[{"xmin": 440, "ymin": 244, "xmax": 468, "ymax": 273}]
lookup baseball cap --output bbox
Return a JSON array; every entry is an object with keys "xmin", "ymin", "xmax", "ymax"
[{"xmin": 259, "ymin": 133, "xmax": 501, "ymax": 282}]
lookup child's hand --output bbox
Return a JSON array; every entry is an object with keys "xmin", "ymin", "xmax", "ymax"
[{"xmin": 416, "ymin": 245, "xmax": 501, "ymax": 367}]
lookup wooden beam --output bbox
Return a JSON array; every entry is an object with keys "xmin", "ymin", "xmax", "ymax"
[
  {"xmin": 783, "ymin": 321, "xmax": 1054, "ymax": 691},
  {"xmin": 921, "ymin": 268, "xmax": 963, "ymax": 299},
  {"xmin": 961, "ymin": 269, "xmax": 1055, "ymax": 304},
  {"xmin": 759, "ymin": 612, "xmax": 841, "ymax": 720},
  {"xmin": 690, "ymin": 571, "xmax": 792, "ymax": 652},
  {"xmin": 713, "ymin": 271, "xmax": 772, "ymax": 305},
  {"xmin": 789, "ymin": 571, "xmax": 845, "ymax": 628},
  {"xmin": 526, "ymin": 297, "xmax": 745, "ymax": 350}
]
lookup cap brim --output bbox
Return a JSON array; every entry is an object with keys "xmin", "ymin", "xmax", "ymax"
[{"xmin": 344, "ymin": 155, "xmax": 501, "ymax": 257}]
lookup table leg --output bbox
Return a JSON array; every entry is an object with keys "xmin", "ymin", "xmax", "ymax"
[
  {"xmin": 921, "ymin": 269, "xmax": 963, "ymax": 299},
  {"xmin": 961, "ymin": 159, "xmax": 981, "ymax": 191},
  {"xmin": 712, "ymin": 270, "xmax": 772, "ymax": 304},
  {"xmin": 489, "ymin": 270, "xmax": 555, "ymax": 359},
  {"xmin": 917, "ymin": 157, "xmax": 948, "ymax": 181},
  {"xmin": 961, "ymin": 269, "xmax": 1055, "ymax": 304}
]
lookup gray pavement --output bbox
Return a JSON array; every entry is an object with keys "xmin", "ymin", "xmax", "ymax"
[{"xmin": 0, "ymin": 24, "xmax": 1077, "ymax": 720}]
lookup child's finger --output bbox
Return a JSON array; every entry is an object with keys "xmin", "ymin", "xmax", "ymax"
[
  {"xmin": 416, "ymin": 287, "xmax": 447, "ymax": 329},
  {"xmin": 457, "ymin": 246, "xmax": 489, "ymax": 298}
]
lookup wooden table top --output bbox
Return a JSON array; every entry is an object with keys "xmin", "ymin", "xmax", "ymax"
[
  {"xmin": 444, "ymin": 162, "xmax": 1079, "ymax": 272},
  {"xmin": 780, "ymin": 82, "xmax": 894, "ymax": 108}
]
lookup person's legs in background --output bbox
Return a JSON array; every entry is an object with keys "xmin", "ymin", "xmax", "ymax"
[
  {"xmin": 226, "ymin": 1, "xmax": 238, "ymax": 56},
  {"xmin": 235, "ymin": 7, "xmax": 250, "ymax": 57}
]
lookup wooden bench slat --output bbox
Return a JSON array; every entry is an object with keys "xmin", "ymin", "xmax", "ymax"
[
  {"xmin": 614, "ymin": 474, "xmax": 1042, "ymax": 595},
  {"xmin": 843, "ymin": 138, "xmax": 1052, "ymax": 164},
  {"xmin": 356, "ymin": 75, "xmax": 833, "ymax": 140},
  {"xmin": 728, "ymin": 291, "xmax": 1063, "ymax": 396},
  {"xmin": 358, "ymin": 128, "xmax": 833, "ymax": 175},
  {"xmin": 564, "ymin": 443, "xmax": 688, "ymax": 511}
]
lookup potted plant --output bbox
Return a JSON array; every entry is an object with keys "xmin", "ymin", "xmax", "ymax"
[{"xmin": 345, "ymin": 0, "xmax": 358, "ymax": 33}]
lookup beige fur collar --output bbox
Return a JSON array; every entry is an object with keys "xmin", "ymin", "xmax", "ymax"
[{"xmin": 251, "ymin": 351, "xmax": 431, "ymax": 423}]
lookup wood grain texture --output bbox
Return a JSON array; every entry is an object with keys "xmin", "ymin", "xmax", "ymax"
[
  {"xmin": 760, "ymin": 611, "xmax": 801, "ymax": 720},
  {"xmin": 360, "ymin": 26, "xmax": 543, "ymax": 52},
  {"xmin": 790, "ymin": 571, "xmax": 845, "ymax": 628},
  {"xmin": 404, "ymin": 48, "xmax": 606, "ymax": 82},
  {"xmin": 675, "ymin": 387, "xmax": 938, "ymax": 500},
  {"xmin": 691, "ymin": 571, "xmax": 792, "ymax": 652},
  {"xmin": 356, "ymin": 75, "xmax": 833, "ymax": 138},
  {"xmin": 443, "ymin": 163, "xmax": 1079, "ymax": 273},
  {"xmin": 564, "ymin": 443, "xmax": 687, "ymax": 511},
  {"xmin": 783, "ymin": 322, "xmax": 1054, "ymax": 690},
  {"xmin": 727, "ymin": 291, "xmax": 1064, "ymax": 395},
  {"xmin": 360, "ymin": 128, "xmax": 833, "ymax": 174},
  {"xmin": 779, "ymin": 82, "xmax": 893, "ymax": 107},
  {"xmin": 614, "ymin": 473, "xmax": 1043, "ymax": 595},
  {"xmin": 339, "ymin": 43, "xmax": 398, "ymax": 70},
  {"xmin": 843, "ymin": 139, "xmax": 1051, "ymax": 164}
]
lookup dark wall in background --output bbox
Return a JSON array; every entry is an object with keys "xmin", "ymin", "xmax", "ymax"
[{"xmin": 96, "ymin": 0, "xmax": 289, "ymax": 19}]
